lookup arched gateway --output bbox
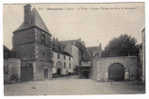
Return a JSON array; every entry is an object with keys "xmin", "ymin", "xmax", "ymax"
[
  {"xmin": 91, "ymin": 56, "xmax": 137, "ymax": 81},
  {"xmin": 108, "ymin": 63, "xmax": 125, "ymax": 81}
]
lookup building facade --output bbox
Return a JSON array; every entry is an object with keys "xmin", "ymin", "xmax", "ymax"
[
  {"xmin": 61, "ymin": 40, "xmax": 81, "ymax": 68},
  {"xmin": 13, "ymin": 4, "xmax": 53, "ymax": 81},
  {"xmin": 52, "ymin": 51, "xmax": 73, "ymax": 76}
]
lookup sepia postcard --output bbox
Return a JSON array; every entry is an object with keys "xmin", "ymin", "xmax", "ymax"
[{"xmin": 3, "ymin": 3, "xmax": 145, "ymax": 95}]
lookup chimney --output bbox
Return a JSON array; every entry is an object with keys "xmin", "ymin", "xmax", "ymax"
[{"xmin": 24, "ymin": 4, "xmax": 32, "ymax": 24}]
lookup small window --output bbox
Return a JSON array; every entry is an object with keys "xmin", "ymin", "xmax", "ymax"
[
  {"xmin": 64, "ymin": 62, "xmax": 66, "ymax": 69},
  {"xmin": 69, "ymin": 63, "xmax": 71, "ymax": 69},
  {"xmin": 69, "ymin": 57, "xmax": 71, "ymax": 61},
  {"xmin": 41, "ymin": 34, "xmax": 46, "ymax": 45},
  {"xmin": 57, "ymin": 53, "xmax": 60, "ymax": 59},
  {"xmin": 95, "ymin": 53, "xmax": 99, "ymax": 57},
  {"xmin": 43, "ymin": 52, "xmax": 46, "ymax": 56},
  {"xmin": 64, "ymin": 55, "xmax": 66, "ymax": 60}
]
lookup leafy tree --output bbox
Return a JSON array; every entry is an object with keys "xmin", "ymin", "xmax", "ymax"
[{"xmin": 102, "ymin": 34, "xmax": 139, "ymax": 57}]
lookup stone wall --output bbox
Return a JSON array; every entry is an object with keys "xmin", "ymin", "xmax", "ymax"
[
  {"xmin": 13, "ymin": 29, "xmax": 35, "ymax": 48},
  {"xmin": 21, "ymin": 61, "xmax": 52, "ymax": 81},
  {"xmin": 34, "ymin": 61, "xmax": 52, "ymax": 80},
  {"xmin": 4, "ymin": 58, "xmax": 21, "ymax": 83},
  {"xmin": 13, "ymin": 28, "xmax": 35, "ymax": 59},
  {"xmin": 91, "ymin": 56, "xmax": 138, "ymax": 81}
]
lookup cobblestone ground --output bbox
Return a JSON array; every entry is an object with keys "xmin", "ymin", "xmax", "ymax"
[{"xmin": 4, "ymin": 76, "xmax": 145, "ymax": 95}]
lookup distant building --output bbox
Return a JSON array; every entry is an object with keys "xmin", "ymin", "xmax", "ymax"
[
  {"xmin": 76, "ymin": 43, "xmax": 102, "ymax": 79},
  {"xmin": 87, "ymin": 43, "xmax": 102, "ymax": 59},
  {"xmin": 13, "ymin": 4, "xmax": 53, "ymax": 81},
  {"xmin": 77, "ymin": 43, "xmax": 102, "ymax": 79},
  {"xmin": 61, "ymin": 40, "xmax": 81, "ymax": 68},
  {"xmin": 78, "ymin": 61, "xmax": 91, "ymax": 78}
]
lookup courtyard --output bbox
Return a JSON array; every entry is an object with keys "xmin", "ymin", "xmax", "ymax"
[{"xmin": 4, "ymin": 76, "xmax": 145, "ymax": 95}]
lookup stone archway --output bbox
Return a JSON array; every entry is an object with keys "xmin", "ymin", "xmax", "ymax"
[{"xmin": 108, "ymin": 63, "xmax": 125, "ymax": 81}]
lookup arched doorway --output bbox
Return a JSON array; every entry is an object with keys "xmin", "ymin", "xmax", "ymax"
[
  {"xmin": 57, "ymin": 68, "xmax": 61, "ymax": 75},
  {"xmin": 56, "ymin": 61, "xmax": 63, "ymax": 76},
  {"xmin": 108, "ymin": 63, "xmax": 125, "ymax": 81}
]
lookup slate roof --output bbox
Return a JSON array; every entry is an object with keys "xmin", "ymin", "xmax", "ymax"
[
  {"xmin": 87, "ymin": 46, "xmax": 99, "ymax": 52},
  {"xmin": 53, "ymin": 50, "xmax": 72, "ymax": 57},
  {"xmin": 14, "ymin": 7, "xmax": 49, "ymax": 34}
]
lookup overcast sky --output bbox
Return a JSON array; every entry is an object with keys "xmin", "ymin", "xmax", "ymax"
[{"xmin": 3, "ymin": 3, "xmax": 144, "ymax": 49}]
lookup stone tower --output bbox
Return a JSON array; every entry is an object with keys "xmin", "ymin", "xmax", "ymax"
[{"xmin": 13, "ymin": 4, "xmax": 53, "ymax": 81}]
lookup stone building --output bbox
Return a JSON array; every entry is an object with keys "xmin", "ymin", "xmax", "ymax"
[
  {"xmin": 52, "ymin": 50, "xmax": 73, "ymax": 76},
  {"xmin": 61, "ymin": 40, "xmax": 81, "ymax": 68},
  {"xmin": 13, "ymin": 4, "xmax": 53, "ymax": 81},
  {"xmin": 77, "ymin": 44, "xmax": 102, "ymax": 79},
  {"xmin": 87, "ymin": 43, "xmax": 102, "ymax": 58}
]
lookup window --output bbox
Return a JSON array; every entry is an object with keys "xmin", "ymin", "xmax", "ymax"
[
  {"xmin": 64, "ymin": 62, "xmax": 66, "ymax": 69},
  {"xmin": 69, "ymin": 57, "xmax": 71, "ymax": 61},
  {"xmin": 40, "ymin": 34, "xmax": 46, "ymax": 45},
  {"xmin": 64, "ymin": 55, "xmax": 66, "ymax": 60},
  {"xmin": 69, "ymin": 63, "xmax": 71, "ymax": 69},
  {"xmin": 57, "ymin": 53, "xmax": 60, "ymax": 59},
  {"xmin": 42, "ymin": 52, "xmax": 46, "ymax": 56}
]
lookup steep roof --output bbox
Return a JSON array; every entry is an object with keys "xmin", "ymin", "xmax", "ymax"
[
  {"xmin": 31, "ymin": 8, "xmax": 49, "ymax": 33},
  {"xmin": 53, "ymin": 50, "xmax": 72, "ymax": 57},
  {"xmin": 87, "ymin": 46, "xmax": 100, "ymax": 56},
  {"xmin": 15, "ymin": 8, "xmax": 49, "ymax": 33}
]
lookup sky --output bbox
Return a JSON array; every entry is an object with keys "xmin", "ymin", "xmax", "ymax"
[{"xmin": 3, "ymin": 3, "xmax": 145, "ymax": 49}]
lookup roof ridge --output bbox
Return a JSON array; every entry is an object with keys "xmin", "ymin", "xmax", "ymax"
[
  {"xmin": 14, "ymin": 5, "xmax": 50, "ymax": 34},
  {"xmin": 31, "ymin": 8, "xmax": 49, "ymax": 33}
]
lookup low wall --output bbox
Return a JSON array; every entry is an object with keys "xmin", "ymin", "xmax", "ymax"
[{"xmin": 4, "ymin": 58, "xmax": 21, "ymax": 83}]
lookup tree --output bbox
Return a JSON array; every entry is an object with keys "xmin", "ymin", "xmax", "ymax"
[
  {"xmin": 102, "ymin": 34, "xmax": 139, "ymax": 57},
  {"xmin": 75, "ymin": 40, "xmax": 90, "ymax": 61}
]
